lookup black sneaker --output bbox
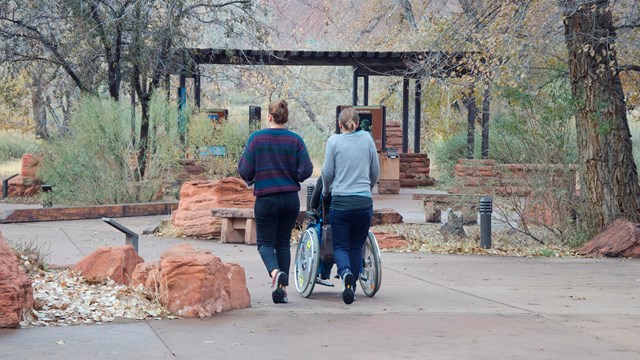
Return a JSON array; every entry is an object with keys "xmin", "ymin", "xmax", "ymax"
[
  {"xmin": 342, "ymin": 272, "xmax": 355, "ymax": 304},
  {"xmin": 272, "ymin": 271, "xmax": 288, "ymax": 304}
]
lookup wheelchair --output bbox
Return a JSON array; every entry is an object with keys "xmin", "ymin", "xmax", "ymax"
[{"xmin": 294, "ymin": 184, "xmax": 382, "ymax": 298}]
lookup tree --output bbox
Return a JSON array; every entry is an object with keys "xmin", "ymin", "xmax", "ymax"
[
  {"xmin": 559, "ymin": 0, "xmax": 640, "ymax": 227},
  {"xmin": 0, "ymin": 0, "xmax": 261, "ymax": 177}
]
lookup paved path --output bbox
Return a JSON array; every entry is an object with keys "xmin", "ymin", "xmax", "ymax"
[{"xmin": 1, "ymin": 186, "xmax": 640, "ymax": 359}]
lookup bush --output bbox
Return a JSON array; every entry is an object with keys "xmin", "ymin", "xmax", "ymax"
[
  {"xmin": 38, "ymin": 95, "xmax": 181, "ymax": 205},
  {"xmin": 0, "ymin": 131, "xmax": 40, "ymax": 162},
  {"xmin": 188, "ymin": 112, "xmax": 252, "ymax": 180},
  {"xmin": 296, "ymin": 125, "xmax": 327, "ymax": 176}
]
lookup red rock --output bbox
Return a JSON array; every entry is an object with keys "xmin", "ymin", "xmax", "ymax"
[
  {"xmin": 171, "ymin": 178, "xmax": 255, "ymax": 239},
  {"xmin": 377, "ymin": 180, "xmax": 400, "ymax": 194},
  {"xmin": 20, "ymin": 154, "xmax": 42, "ymax": 180},
  {"xmin": 373, "ymin": 232, "xmax": 410, "ymax": 249},
  {"xmin": 74, "ymin": 245, "xmax": 144, "ymax": 285},
  {"xmin": 158, "ymin": 243, "xmax": 251, "ymax": 317},
  {"xmin": 579, "ymin": 218, "xmax": 640, "ymax": 257},
  {"xmin": 0, "ymin": 175, "xmax": 41, "ymax": 197},
  {"xmin": 372, "ymin": 208, "xmax": 403, "ymax": 225},
  {"xmin": 0, "ymin": 232, "xmax": 34, "ymax": 328},
  {"xmin": 131, "ymin": 262, "xmax": 161, "ymax": 289}
]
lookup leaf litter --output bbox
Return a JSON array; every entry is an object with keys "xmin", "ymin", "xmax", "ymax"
[{"xmin": 21, "ymin": 268, "xmax": 172, "ymax": 328}]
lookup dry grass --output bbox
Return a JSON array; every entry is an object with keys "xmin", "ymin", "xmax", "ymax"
[
  {"xmin": 371, "ymin": 223, "xmax": 580, "ymax": 258},
  {"xmin": 0, "ymin": 159, "xmax": 21, "ymax": 177}
]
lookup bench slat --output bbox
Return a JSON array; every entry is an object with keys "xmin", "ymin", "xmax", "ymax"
[{"xmin": 211, "ymin": 208, "xmax": 254, "ymax": 218}]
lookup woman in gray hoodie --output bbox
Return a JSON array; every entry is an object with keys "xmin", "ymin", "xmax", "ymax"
[{"xmin": 321, "ymin": 107, "xmax": 380, "ymax": 304}]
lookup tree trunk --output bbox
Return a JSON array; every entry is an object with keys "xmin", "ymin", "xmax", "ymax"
[
  {"xmin": 137, "ymin": 95, "xmax": 149, "ymax": 179},
  {"xmin": 30, "ymin": 71, "xmax": 48, "ymax": 139},
  {"xmin": 560, "ymin": 0, "xmax": 640, "ymax": 228},
  {"xmin": 481, "ymin": 84, "xmax": 490, "ymax": 159},
  {"xmin": 464, "ymin": 87, "xmax": 477, "ymax": 159}
]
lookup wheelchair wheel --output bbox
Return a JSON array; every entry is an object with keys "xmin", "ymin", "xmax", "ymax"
[
  {"xmin": 294, "ymin": 227, "xmax": 320, "ymax": 298},
  {"xmin": 359, "ymin": 230, "xmax": 382, "ymax": 297}
]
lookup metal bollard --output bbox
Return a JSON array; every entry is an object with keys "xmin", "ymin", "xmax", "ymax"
[
  {"xmin": 42, "ymin": 184, "xmax": 53, "ymax": 208},
  {"xmin": 306, "ymin": 184, "xmax": 315, "ymax": 212},
  {"xmin": 479, "ymin": 196, "xmax": 492, "ymax": 249}
]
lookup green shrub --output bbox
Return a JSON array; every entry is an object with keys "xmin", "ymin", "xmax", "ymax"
[
  {"xmin": 297, "ymin": 125, "xmax": 327, "ymax": 176},
  {"xmin": 0, "ymin": 131, "xmax": 40, "ymax": 162},
  {"xmin": 38, "ymin": 95, "xmax": 181, "ymax": 205},
  {"xmin": 190, "ymin": 112, "xmax": 252, "ymax": 180}
]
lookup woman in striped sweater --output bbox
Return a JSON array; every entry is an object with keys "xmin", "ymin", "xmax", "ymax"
[{"xmin": 238, "ymin": 99, "xmax": 313, "ymax": 304}]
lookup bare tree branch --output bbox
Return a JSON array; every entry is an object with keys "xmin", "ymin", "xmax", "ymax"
[{"xmin": 619, "ymin": 64, "xmax": 640, "ymax": 73}]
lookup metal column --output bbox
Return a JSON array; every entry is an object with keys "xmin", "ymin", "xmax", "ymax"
[
  {"xmin": 414, "ymin": 79, "xmax": 422, "ymax": 154},
  {"xmin": 402, "ymin": 78, "xmax": 409, "ymax": 153},
  {"xmin": 352, "ymin": 67, "xmax": 359, "ymax": 106},
  {"xmin": 194, "ymin": 66, "xmax": 201, "ymax": 109},
  {"xmin": 363, "ymin": 75, "xmax": 369, "ymax": 106}
]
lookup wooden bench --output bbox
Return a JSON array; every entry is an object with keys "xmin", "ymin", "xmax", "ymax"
[
  {"xmin": 211, "ymin": 208, "xmax": 256, "ymax": 245},
  {"xmin": 412, "ymin": 194, "xmax": 481, "ymax": 223}
]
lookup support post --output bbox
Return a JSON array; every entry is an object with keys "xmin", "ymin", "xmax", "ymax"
[
  {"xmin": 402, "ymin": 78, "xmax": 409, "ymax": 153},
  {"xmin": 178, "ymin": 74, "xmax": 187, "ymax": 144},
  {"xmin": 363, "ymin": 75, "xmax": 369, "ymax": 106},
  {"xmin": 194, "ymin": 67, "xmax": 201, "ymax": 110},
  {"xmin": 352, "ymin": 67, "xmax": 359, "ymax": 106},
  {"xmin": 414, "ymin": 78, "xmax": 422, "ymax": 154}
]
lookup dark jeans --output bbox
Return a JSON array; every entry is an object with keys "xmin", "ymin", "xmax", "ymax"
[
  {"xmin": 329, "ymin": 206, "xmax": 373, "ymax": 279},
  {"xmin": 254, "ymin": 191, "xmax": 300, "ymax": 285}
]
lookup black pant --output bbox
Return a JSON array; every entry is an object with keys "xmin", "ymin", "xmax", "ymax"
[{"xmin": 254, "ymin": 191, "xmax": 300, "ymax": 284}]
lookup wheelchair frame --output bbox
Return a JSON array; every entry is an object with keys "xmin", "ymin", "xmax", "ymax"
[{"xmin": 294, "ymin": 188, "xmax": 382, "ymax": 298}]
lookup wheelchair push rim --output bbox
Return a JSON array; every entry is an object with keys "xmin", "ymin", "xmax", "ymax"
[
  {"xmin": 294, "ymin": 228, "xmax": 320, "ymax": 298},
  {"xmin": 359, "ymin": 231, "xmax": 382, "ymax": 297}
]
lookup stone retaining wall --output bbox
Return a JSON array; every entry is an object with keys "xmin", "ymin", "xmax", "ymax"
[
  {"xmin": 386, "ymin": 121, "xmax": 434, "ymax": 187},
  {"xmin": 451, "ymin": 159, "xmax": 577, "ymax": 196}
]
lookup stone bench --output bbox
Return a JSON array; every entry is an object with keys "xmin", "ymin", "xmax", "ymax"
[
  {"xmin": 211, "ymin": 208, "xmax": 256, "ymax": 245},
  {"xmin": 412, "ymin": 194, "xmax": 481, "ymax": 223}
]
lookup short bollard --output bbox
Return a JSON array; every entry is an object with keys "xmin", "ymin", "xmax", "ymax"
[
  {"xmin": 41, "ymin": 184, "xmax": 53, "ymax": 208},
  {"xmin": 479, "ymin": 196, "xmax": 492, "ymax": 249},
  {"xmin": 306, "ymin": 184, "xmax": 315, "ymax": 210},
  {"xmin": 306, "ymin": 184, "xmax": 315, "ymax": 217}
]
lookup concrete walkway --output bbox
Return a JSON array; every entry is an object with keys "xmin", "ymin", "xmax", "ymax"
[{"xmin": 1, "ymin": 186, "xmax": 640, "ymax": 359}]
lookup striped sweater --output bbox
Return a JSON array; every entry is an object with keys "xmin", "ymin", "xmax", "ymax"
[{"xmin": 238, "ymin": 128, "xmax": 313, "ymax": 197}]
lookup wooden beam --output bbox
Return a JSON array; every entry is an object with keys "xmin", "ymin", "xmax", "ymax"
[{"xmin": 0, "ymin": 202, "xmax": 178, "ymax": 223}]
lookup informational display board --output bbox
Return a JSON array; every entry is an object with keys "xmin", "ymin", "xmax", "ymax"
[
  {"xmin": 249, "ymin": 105, "xmax": 261, "ymax": 130},
  {"xmin": 335, "ymin": 105, "xmax": 386, "ymax": 152},
  {"xmin": 206, "ymin": 109, "xmax": 228, "ymax": 124}
]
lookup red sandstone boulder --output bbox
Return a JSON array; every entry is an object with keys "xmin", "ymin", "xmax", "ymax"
[
  {"xmin": 20, "ymin": 154, "xmax": 42, "ymax": 180},
  {"xmin": 579, "ymin": 218, "xmax": 640, "ymax": 258},
  {"xmin": 0, "ymin": 232, "xmax": 34, "ymax": 328},
  {"xmin": 372, "ymin": 208, "xmax": 403, "ymax": 225},
  {"xmin": 374, "ymin": 232, "xmax": 410, "ymax": 250},
  {"xmin": 132, "ymin": 243, "xmax": 251, "ymax": 317},
  {"xmin": 131, "ymin": 262, "xmax": 161, "ymax": 289},
  {"xmin": 74, "ymin": 245, "xmax": 144, "ymax": 285},
  {"xmin": 171, "ymin": 178, "xmax": 255, "ymax": 239}
]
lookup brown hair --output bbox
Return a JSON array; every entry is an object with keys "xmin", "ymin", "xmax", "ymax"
[
  {"xmin": 268, "ymin": 99, "xmax": 289, "ymax": 125},
  {"xmin": 338, "ymin": 107, "xmax": 359, "ymax": 132}
]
